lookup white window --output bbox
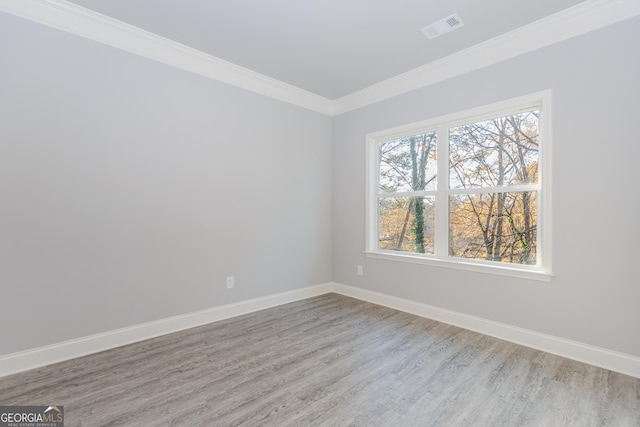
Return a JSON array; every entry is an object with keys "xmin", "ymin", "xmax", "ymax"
[{"xmin": 366, "ymin": 91, "xmax": 552, "ymax": 281}]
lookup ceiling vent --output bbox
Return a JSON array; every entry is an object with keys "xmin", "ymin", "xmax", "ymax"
[{"xmin": 421, "ymin": 14, "xmax": 464, "ymax": 39}]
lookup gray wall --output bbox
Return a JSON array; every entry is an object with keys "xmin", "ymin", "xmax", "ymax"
[
  {"xmin": 332, "ymin": 16, "xmax": 640, "ymax": 358},
  {"xmin": 0, "ymin": 13, "xmax": 333, "ymax": 355},
  {"xmin": 2, "ymin": 9, "xmax": 639, "ymax": 361}
]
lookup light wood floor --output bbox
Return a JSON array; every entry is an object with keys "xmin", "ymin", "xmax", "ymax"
[{"xmin": 1, "ymin": 293, "xmax": 639, "ymax": 426}]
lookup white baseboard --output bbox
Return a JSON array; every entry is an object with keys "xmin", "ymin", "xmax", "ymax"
[
  {"xmin": 332, "ymin": 282, "xmax": 640, "ymax": 379},
  {"xmin": 2, "ymin": 281, "xmax": 639, "ymax": 379},
  {"xmin": 0, "ymin": 283, "xmax": 332, "ymax": 378}
]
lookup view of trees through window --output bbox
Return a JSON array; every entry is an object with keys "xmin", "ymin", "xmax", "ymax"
[
  {"xmin": 377, "ymin": 109, "xmax": 539, "ymax": 266},
  {"xmin": 379, "ymin": 131, "xmax": 437, "ymax": 254}
]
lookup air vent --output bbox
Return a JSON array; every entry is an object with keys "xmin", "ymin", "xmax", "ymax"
[{"xmin": 421, "ymin": 13, "xmax": 464, "ymax": 39}]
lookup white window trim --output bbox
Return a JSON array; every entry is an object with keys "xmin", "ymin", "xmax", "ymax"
[{"xmin": 365, "ymin": 90, "xmax": 553, "ymax": 282}]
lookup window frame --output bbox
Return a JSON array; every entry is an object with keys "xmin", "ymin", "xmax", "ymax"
[{"xmin": 365, "ymin": 91, "xmax": 553, "ymax": 281}]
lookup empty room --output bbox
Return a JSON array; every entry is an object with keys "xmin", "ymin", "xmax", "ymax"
[{"xmin": 1, "ymin": 0, "xmax": 639, "ymax": 425}]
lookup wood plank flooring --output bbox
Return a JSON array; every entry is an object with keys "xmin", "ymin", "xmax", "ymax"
[{"xmin": 1, "ymin": 293, "xmax": 639, "ymax": 426}]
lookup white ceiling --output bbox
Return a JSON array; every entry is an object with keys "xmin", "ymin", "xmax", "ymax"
[{"xmin": 66, "ymin": 0, "xmax": 588, "ymax": 100}]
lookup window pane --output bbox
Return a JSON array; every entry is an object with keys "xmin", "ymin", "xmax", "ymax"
[
  {"xmin": 449, "ymin": 110, "xmax": 539, "ymax": 189},
  {"xmin": 379, "ymin": 196, "xmax": 435, "ymax": 254},
  {"xmin": 449, "ymin": 191, "xmax": 537, "ymax": 265},
  {"xmin": 379, "ymin": 132, "xmax": 437, "ymax": 193}
]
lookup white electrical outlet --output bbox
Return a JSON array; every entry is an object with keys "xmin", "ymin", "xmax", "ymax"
[
  {"xmin": 226, "ymin": 276, "xmax": 234, "ymax": 289},
  {"xmin": 357, "ymin": 265, "xmax": 363, "ymax": 276}
]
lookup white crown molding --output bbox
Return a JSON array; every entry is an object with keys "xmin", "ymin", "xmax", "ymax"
[
  {"xmin": 0, "ymin": 0, "xmax": 335, "ymax": 115},
  {"xmin": 333, "ymin": 0, "xmax": 640, "ymax": 115},
  {"xmin": 1, "ymin": 0, "xmax": 639, "ymax": 116}
]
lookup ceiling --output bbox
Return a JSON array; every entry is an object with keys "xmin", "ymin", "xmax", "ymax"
[{"xmin": 66, "ymin": 0, "xmax": 588, "ymax": 100}]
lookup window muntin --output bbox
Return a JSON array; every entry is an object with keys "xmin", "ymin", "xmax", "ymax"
[{"xmin": 366, "ymin": 92, "xmax": 552, "ymax": 280}]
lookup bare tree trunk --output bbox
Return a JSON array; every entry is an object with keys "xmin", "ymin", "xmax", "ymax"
[
  {"xmin": 489, "ymin": 118, "xmax": 507, "ymax": 262},
  {"xmin": 511, "ymin": 115, "xmax": 534, "ymax": 264},
  {"xmin": 410, "ymin": 135, "xmax": 432, "ymax": 253},
  {"xmin": 396, "ymin": 199, "xmax": 414, "ymax": 250}
]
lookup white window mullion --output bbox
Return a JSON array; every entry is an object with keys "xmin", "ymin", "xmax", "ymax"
[
  {"xmin": 448, "ymin": 184, "xmax": 540, "ymax": 196},
  {"xmin": 380, "ymin": 191, "xmax": 437, "ymax": 198},
  {"xmin": 434, "ymin": 124, "xmax": 449, "ymax": 258}
]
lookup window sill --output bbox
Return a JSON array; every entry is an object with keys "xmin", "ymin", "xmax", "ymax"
[{"xmin": 364, "ymin": 251, "xmax": 553, "ymax": 282}]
